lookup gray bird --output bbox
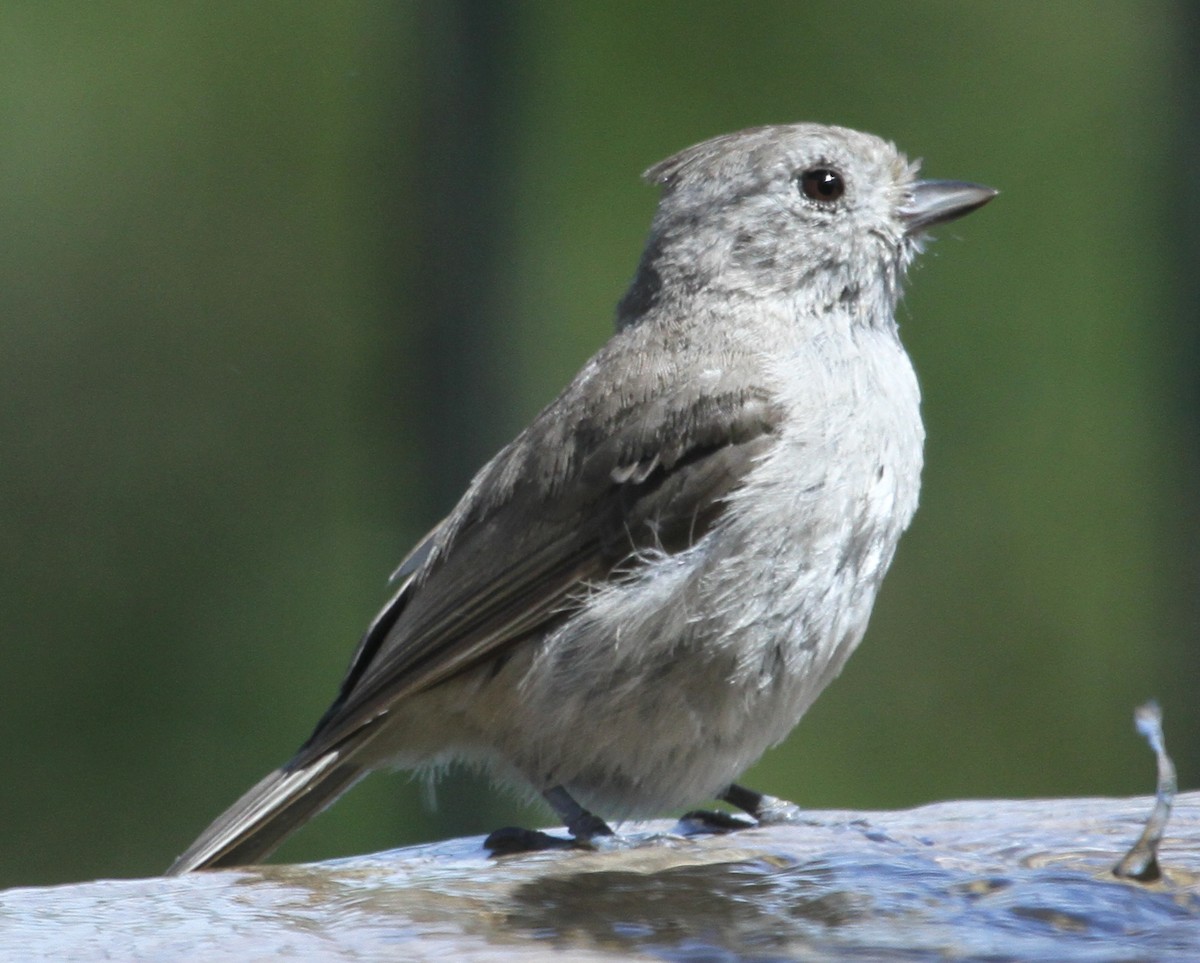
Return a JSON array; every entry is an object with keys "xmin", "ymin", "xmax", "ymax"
[{"xmin": 168, "ymin": 123, "xmax": 994, "ymax": 873}]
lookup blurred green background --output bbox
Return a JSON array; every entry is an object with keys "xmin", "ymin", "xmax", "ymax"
[{"xmin": 2, "ymin": 2, "xmax": 1196, "ymax": 888}]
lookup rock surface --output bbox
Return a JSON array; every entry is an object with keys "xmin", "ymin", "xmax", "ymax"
[{"xmin": 3, "ymin": 793, "xmax": 1199, "ymax": 961}]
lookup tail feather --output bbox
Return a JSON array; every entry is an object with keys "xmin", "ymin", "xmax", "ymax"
[{"xmin": 167, "ymin": 752, "xmax": 365, "ymax": 874}]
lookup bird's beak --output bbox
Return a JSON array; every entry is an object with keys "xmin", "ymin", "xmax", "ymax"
[{"xmin": 901, "ymin": 180, "xmax": 997, "ymax": 235}]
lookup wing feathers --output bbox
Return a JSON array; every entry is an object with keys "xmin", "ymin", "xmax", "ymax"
[{"xmin": 298, "ymin": 392, "xmax": 779, "ymax": 759}]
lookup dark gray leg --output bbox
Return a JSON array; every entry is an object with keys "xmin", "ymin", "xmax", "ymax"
[
  {"xmin": 719, "ymin": 782, "xmax": 765, "ymax": 816},
  {"xmin": 544, "ymin": 785, "xmax": 615, "ymax": 840},
  {"xmin": 679, "ymin": 783, "xmax": 803, "ymax": 834},
  {"xmin": 720, "ymin": 783, "xmax": 803, "ymax": 824},
  {"xmin": 483, "ymin": 785, "xmax": 613, "ymax": 855}
]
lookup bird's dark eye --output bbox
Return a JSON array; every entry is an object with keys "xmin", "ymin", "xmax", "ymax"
[{"xmin": 798, "ymin": 168, "xmax": 845, "ymax": 203}]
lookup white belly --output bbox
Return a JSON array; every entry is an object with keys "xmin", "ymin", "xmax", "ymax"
[{"xmin": 442, "ymin": 325, "xmax": 924, "ymax": 816}]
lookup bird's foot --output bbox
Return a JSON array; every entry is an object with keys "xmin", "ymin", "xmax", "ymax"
[
  {"xmin": 676, "ymin": 808, "xmax": 756, "ymax": 835},
  {"xmin": 719, "ymin": 783, "xmax": 805, "ymax": 826},
  {"xmin": 675, "ymin": 784, "xmax": 805, "ymax": 836},
  {"xmin": 483, "ymin": 827, "xmax": 585, "ymax": 855},
  {"xmin": 747, "ymin": 793, "xmax": 805, "ymax": 825},
  {"xmin": 485, "ymin": 785, "xmax": 617, "ymax": 856}
]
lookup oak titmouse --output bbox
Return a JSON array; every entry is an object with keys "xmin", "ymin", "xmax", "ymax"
[{"xmin": 169, "ymin": 123, "xmax": 994, "ymax": 872}]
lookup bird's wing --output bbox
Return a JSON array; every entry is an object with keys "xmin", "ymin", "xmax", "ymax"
[{"xmin": 296, "ymin": 349, "xmax": 782, "ymax": 763}]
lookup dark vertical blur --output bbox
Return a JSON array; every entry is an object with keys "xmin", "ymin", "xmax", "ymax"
[
  {"xmin": 403, "ymin": 3, "xmax": 523, "ymax": 498},
  {"xmin": 393, "ymin": 0, "xmax": 527, "ymax": 839}
]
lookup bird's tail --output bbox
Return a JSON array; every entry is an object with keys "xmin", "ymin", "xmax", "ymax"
[{"xmin": 166, "ymin": 751, "xmax": 365, "ymax": 874}]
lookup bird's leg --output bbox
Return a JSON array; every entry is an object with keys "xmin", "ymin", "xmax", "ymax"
[
  {"xmin": 543, "ymin": 785, "xmax": 615, "ymax": 840},
  {"xmin": 720, "ymin": 782, "xmax": 803, "ymax": 824},
  {"xmin": 483, "ymin": 785, "xmax": 613, "ymax": 856},
  {"xmin": 679, "ymin": 783, "xmax": 803, "ymax": 834}
]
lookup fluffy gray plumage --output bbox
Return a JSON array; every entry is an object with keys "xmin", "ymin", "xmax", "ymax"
[{"xmin": 169, "ymin": 123, "xmax": 994, "ymax": 873}]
